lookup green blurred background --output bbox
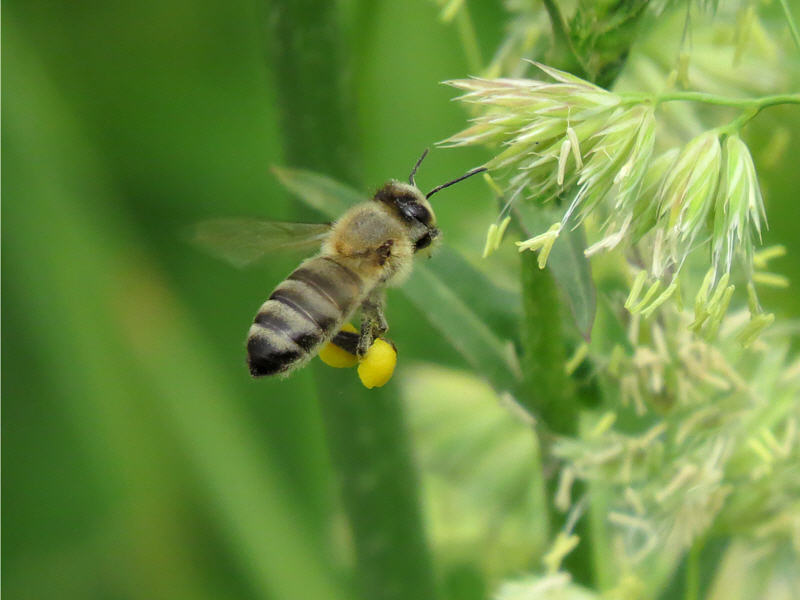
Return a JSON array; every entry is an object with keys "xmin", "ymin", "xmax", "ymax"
[{"xmin": 4, "ymin": 1, "xmax": 799, "ymax": 599}]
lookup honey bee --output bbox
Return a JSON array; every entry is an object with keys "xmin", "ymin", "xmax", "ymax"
[{"xmin": 193, "ymin": 150, "xmax": 485, "ymax": 377}]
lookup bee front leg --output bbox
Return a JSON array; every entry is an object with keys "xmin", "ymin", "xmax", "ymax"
[{"xmin": 357, "ymin": 293, "xmax": 388, "ymax": 357}]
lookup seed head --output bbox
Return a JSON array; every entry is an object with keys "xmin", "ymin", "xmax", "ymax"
[{"xmin": 444, "ymin": 64, "xmax": 776, "ymax": 338}]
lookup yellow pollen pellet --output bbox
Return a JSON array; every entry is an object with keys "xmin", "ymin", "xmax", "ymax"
[
  {"xmin": 319, "ymin": 323, "xmax": 359, "ymax": 368},
  {"xmin": 357, "ymin": 338, "xmax": 397, "ymax": 389}
]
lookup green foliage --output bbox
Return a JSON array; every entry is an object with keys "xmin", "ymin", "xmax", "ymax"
[
  {"xmin": 436, "ymin": 1, "xmax": 800, "ymax": 597},
  {"xmin": 4, "ymin": 1, "xmax": 800, "ymax": 600}
]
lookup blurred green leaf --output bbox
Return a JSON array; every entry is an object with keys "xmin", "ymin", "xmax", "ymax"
[
  {"xmin": 426, "ymin": 247, "xmax": 522, "ymax": 345},
  {"xmin": 4, "ymin": 22, "xmax": 346, "ymax": 600},
  {"xmin": 404, "ymin": 264, "xmax": 520, "ymax": 393},
  {"xmin": 272, "ymin": 165, "xmax": 364, "ymax": 218},
  {"xmin": 403, "ymin": 365, "xmax": 548, "ymax": 580}
]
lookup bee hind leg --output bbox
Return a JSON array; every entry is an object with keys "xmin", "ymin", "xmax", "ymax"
[
  {"xmin": 357, "ymin": 294, "xmax": 388, "ymax": 357},
  {"xmin": 330, "ymin": 329, "xmax": 360, "ymax": 355}
]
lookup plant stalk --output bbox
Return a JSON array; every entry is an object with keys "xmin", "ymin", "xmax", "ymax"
[
  {"xmin": 454, "ymin": 3, "xmax": 483, "ymax": 75},
  {"xmin": 620, "ymin": 91, "xmax": 800, "ymax": 110},
  {"xmin": 518, "ymin": 252, "xmax": 575, "ymax": 435},
  {"xmin": 267, "ymin": 2, "xmax": 438, "ymax": 599},
  {"xmin": 516, "ymin": 1, "xmax": 650, "ymax": 587}
]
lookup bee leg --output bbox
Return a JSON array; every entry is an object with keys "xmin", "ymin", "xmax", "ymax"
[
  {"xmin": 357, "ymin": 294, "xmax": 388, "ymax": 357},
  {"xmin": 357, "ymin": 320, "xmax": 374, "ymax": 358},
  {"xmin": 330, "ymin": 330, "xmax": 360, "ymax": 355},
  {"xmin": 371, "ymin": 302, "xmax": 389, "ymax": 336}
]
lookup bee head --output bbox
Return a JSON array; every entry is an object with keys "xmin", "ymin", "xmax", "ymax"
[
  {"xmin": 374, "ymin": 150, "xmax": 488, "ymax": 252},
  {"xmin": 374, "ymin": 181, "xmax": 439, "ymax": 251}
]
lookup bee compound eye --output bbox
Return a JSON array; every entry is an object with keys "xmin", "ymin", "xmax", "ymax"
[{"xmin": 400, "ymin": 202, "xmax": 431, "ymax": 225}]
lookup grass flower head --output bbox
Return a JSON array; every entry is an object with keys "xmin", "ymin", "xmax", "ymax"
[{"xmin": 444, "ymin": 63, "xmax": 781, "ymax": 338}]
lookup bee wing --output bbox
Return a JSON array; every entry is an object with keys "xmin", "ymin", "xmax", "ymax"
[{"xmin": 190, "ymin": 218, "xmax": 332, "ymax": 268}]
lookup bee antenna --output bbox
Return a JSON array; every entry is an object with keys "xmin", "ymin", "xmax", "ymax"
[
  {"xmin": 409, "ymin": 148, "xmax": 429, "ymax": 186},
  {"xmin": 426, "ymin": 166, "xmax": 487, "ymax": 199}
]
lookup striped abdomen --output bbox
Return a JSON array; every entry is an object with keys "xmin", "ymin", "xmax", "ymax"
[{"xmin": 247, "ymin": 256, "xmax": 364, "ymax": 377}]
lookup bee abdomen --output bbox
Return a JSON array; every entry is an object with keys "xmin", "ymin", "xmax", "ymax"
[
  {"xmin": 246, "ymin": 332, "xmax": 304, "ymax": 377},
  {"xmin": 247, "ymin": 256, "xmax": 364, "ymax": 377}
]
